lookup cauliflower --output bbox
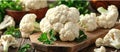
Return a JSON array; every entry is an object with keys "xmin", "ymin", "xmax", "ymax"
[
  {"xmin": 0, "ymin": 35, "xmax": 18, "ymax": 52},
  {"xmin": 97, "ymin": 5, "xmax": 118, "ymax": 28},
  {"xmin": 20, "ymin": 14, "xmax": 40, "ymax": 38},
  {"xmin": 40, "ymin": 5, "xmax": 80, "ymax": 41},
  {"xmin": 20, "ymin": 0, "xmax": 48, "ymax": 11},
  {"xmin": 79, "ymin": 13, "xmax": 98, "ymax": 31},
  {"xmin": 0, "ymin": 15, "xmax": 15, "ymax": 30},
  {"xmin": 95, "ymin": 29, "xmax": 120, "ymax": 49},
  {"xmin": 94, "ymin": 46, "xmax": 106, "ymax": 52}
]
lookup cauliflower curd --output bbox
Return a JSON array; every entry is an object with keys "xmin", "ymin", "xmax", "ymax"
[{"xmin": 40, "ymin": 5, "xmax": 80, "ymax": 41}]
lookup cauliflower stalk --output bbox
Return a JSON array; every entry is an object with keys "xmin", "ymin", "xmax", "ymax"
[
  {"xmin": 94, "ymin": 46, "xmax": 106, "ymax": 52},
  {"xmin": 40, "ymin": 5, "xmax": 80, "ymax": 41},
  {"xmin": 95, "ymin": 29, "xmax": 120, "ymax": 49},
  {"xmin": 0, "ymin": 35, "xmax": 18, "ymax": 52},
  {"xmin": 0, "ymin": 15, "xmax": 15, "ymax": 30},
  {"xmin": 97, "ymin": 5, "xmax": 119, "ymax": 28},
  {"xmin": 19, "ymin": 14, "xmax": 40, "ymax": 38},
  {"xmin": 79, "ymin": 13, "xmax": 98, "ymax": 31}
]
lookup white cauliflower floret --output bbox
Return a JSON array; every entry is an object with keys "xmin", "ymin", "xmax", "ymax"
[
  {"xmin": 0, "ymin": 15, "xmax": 15, "ymax": 30},
  {"xmin": 0, "ymin": 35, "xmax": 18, "ymax": 52},
  {"xmin": 94, "ymin": 46, "xmax": 106, "ymax": 52},
  {"xmin": 59, "ymin": 22, "xmax": 79, "ymax": 41},
  {"xmin": 53, "ymin": 22, "xmax": 64, "ymax": 32},
  {"xmin": 95, "ymin": 29, "xmax": 120, "ymax": 49},
  {"xmin": 20, "ymin": 0, "xmax": 48, "ymax": 11},
  {"xmin": 97, "ymin": 5, "xmax": 118, "ymax": 28},
  {"xmin": 40, "ymin": 18, "xmax": 52, "ymax": 33},
  {"xmin": 40, "ymin": 5, "xmax": 80, "ymax": 41},
  {"xmin": 20, "ymin": 14, "xmax": 38, "ymax": 38},
  {"xmin": 79, "ymin": 13, "xmax": 98, "ymax": 31}
]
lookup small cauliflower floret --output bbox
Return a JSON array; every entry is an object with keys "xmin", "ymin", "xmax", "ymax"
[
  {"xmin": 95, "ymin": 29, "xmax": 120, "ymax": 49},
  {"xmin": 20, "ymin": 0, "xmax": 48, "ymax": 11},
  {"xmin": 59, "ymin": 22, "xmax": 79, "ymax": 41},
  {"xmin": 94, "ymin": 46, "xmax": 106, "ymax": 52},
  {"xmin": 0, "ymin": 35, "xmax": 18, "ymax": 52},
  {"xmin": 79, "ymin": 13, "xmax": 98, "ymax": 31},
  {"xmin": 40, "ymin": 18, "xmax": 52, "ymax": 33},
  {"xmin": 53, "ymin": 23, "xmax": 64, "ymax": 32},
  {"xmin": 40, "ymin": 4, "xmax": 80, "ymax": 41},
  {"xmin": 0, "ymin": 15, "xmax": 15, "ymax": 30},
  {"xmin": 97, "ymin": 5, "xmax": 118, "ymax": 28},
  {"xmin": 20, "ymin": 14, "xmax": 40, "ymax": 38}
]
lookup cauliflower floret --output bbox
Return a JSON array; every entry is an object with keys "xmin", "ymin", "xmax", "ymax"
[
  {"xmin": 20, "ymin": 14, "xmax": 37, "ymax": 38},
  {"xmin": 53, "ymin": 22, "xmax": 64, "ymax": 32},
  {"xmin": 0, "ymin": 15, "xmax": 15, "ymax": 30},
  {"xmin": 0, "ymin": 35, "xmax": 18, "ymax": 52},
  {"xmin": 95, "ymin": 29, "xmax": 120, "ymax": 49},
  {"xmin": 79, "ymin": 13, "xmax": 98, "ymax": 31},
  {"xmin": 97, "ymin": 5, "xmax": 118, "ymax": 28},
  {"xmin": 20, "ymin": 0, "xmax": 48, "ymax": 11},
  {"xmin": 40, "ymin": 18, "xmax": 52, "ymax": 33},
  {"xmin": 94, "ymin": 46, "xmax": 106, "ymax": 52},
  {"xmin": 59, "ymin": 22, "xmax": 79, "ymax": 41},
  {"xmin": 40, "ymin": 5, "xmax": 80, "ymax": 41}
]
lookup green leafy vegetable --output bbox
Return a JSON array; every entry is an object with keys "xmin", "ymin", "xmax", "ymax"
[
  {"xmin": 38, "ymin": 29, "xmax": 56, "ymax": 44},
  {"xmin": 75, "ymin": 30, "xmax": 87, "ymax": 42},
  {"xmin": 18, "ymin": 44, "xmax": 31, "ymax": 52},
  {"xmin": 49, "ymin": 0, "xmax": 90, "ymax": 14},
  {"xmin": 0, "ymin": 0, "xmax": 22, "ymax": 22},
  {"xmin": 4, "ymin": 26, "xmax": 21, "ymax": 38}
]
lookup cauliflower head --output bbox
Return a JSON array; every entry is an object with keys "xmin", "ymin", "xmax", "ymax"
[
  {"xmin": 94, "ymin": 46, "xmax": 106, "ymax": 52},
  {"xmin": 97, "ymin": 5, "xmax": 119, "ymax": 28},
  {"xmin": 0, "ymin": 15, "xmax": 15, "ymax": 30},
  {"xmin": 40, "ymin": 5, "xmax": 80, "ymax": 41},
  {"xmin": 95, "ymin": 29, "xmax": 120, "ymax": 49},
  {"xmin": 79, "ymin": 13, "xmax": 98, "ymax": 31},
  {"xmin": 20, "ymin": 14, "xmax": 36, "ymax": 38},
  {"xmin": 20, "ymin": 0, "xmax": 48, "ymax": 11}
]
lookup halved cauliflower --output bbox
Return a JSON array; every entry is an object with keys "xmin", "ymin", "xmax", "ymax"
[
  {"xmin": 40, "ymin": 5, "xmax": 80, "ymax": 41},
  {"xmin": 97, "ymin": 5, "xmax": 118, "ymax": 28},
  {"xmin": 95, "ymin": 29, "xmax": 120, "ymax": 49},
  {"xmin": 79, "ymin": 13, "xmax": 98, "ymax": 31}
]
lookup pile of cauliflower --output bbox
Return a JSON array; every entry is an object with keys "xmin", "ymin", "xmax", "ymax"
[
  {"xmin": 19, "ymin": 0, "xmax": 48, "ymax": 11},
  {"xmin": 79, "ymin": 5, "xmax": 119, "ymax": 31},
  {"xmin": 40, "ymin": 5, "xmax": 80, "ymax": 41}
]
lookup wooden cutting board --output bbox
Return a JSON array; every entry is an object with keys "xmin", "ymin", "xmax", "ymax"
[{"xmin": 30, "ymin": 23, "xmax": 120, "ymax": 52}]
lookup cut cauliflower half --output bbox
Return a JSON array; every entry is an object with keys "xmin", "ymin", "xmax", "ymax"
[
  {"xmin": 97, "ymin": 5, "xmax": 118, "ymax": 28},
  {"xmin": 79, "ymin": 13, "xmax": 98, "ymax": 31},
  {"xmin": 95, "ymin": 29, "xmax": 120, "ymax": 49},
  {"xmin": 94, "ymin": 46, "xmax": 106, "ymax": 52},
  {"xmin": 59, "ymin": 22, "xmax": 79, "ymax": 41}
]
